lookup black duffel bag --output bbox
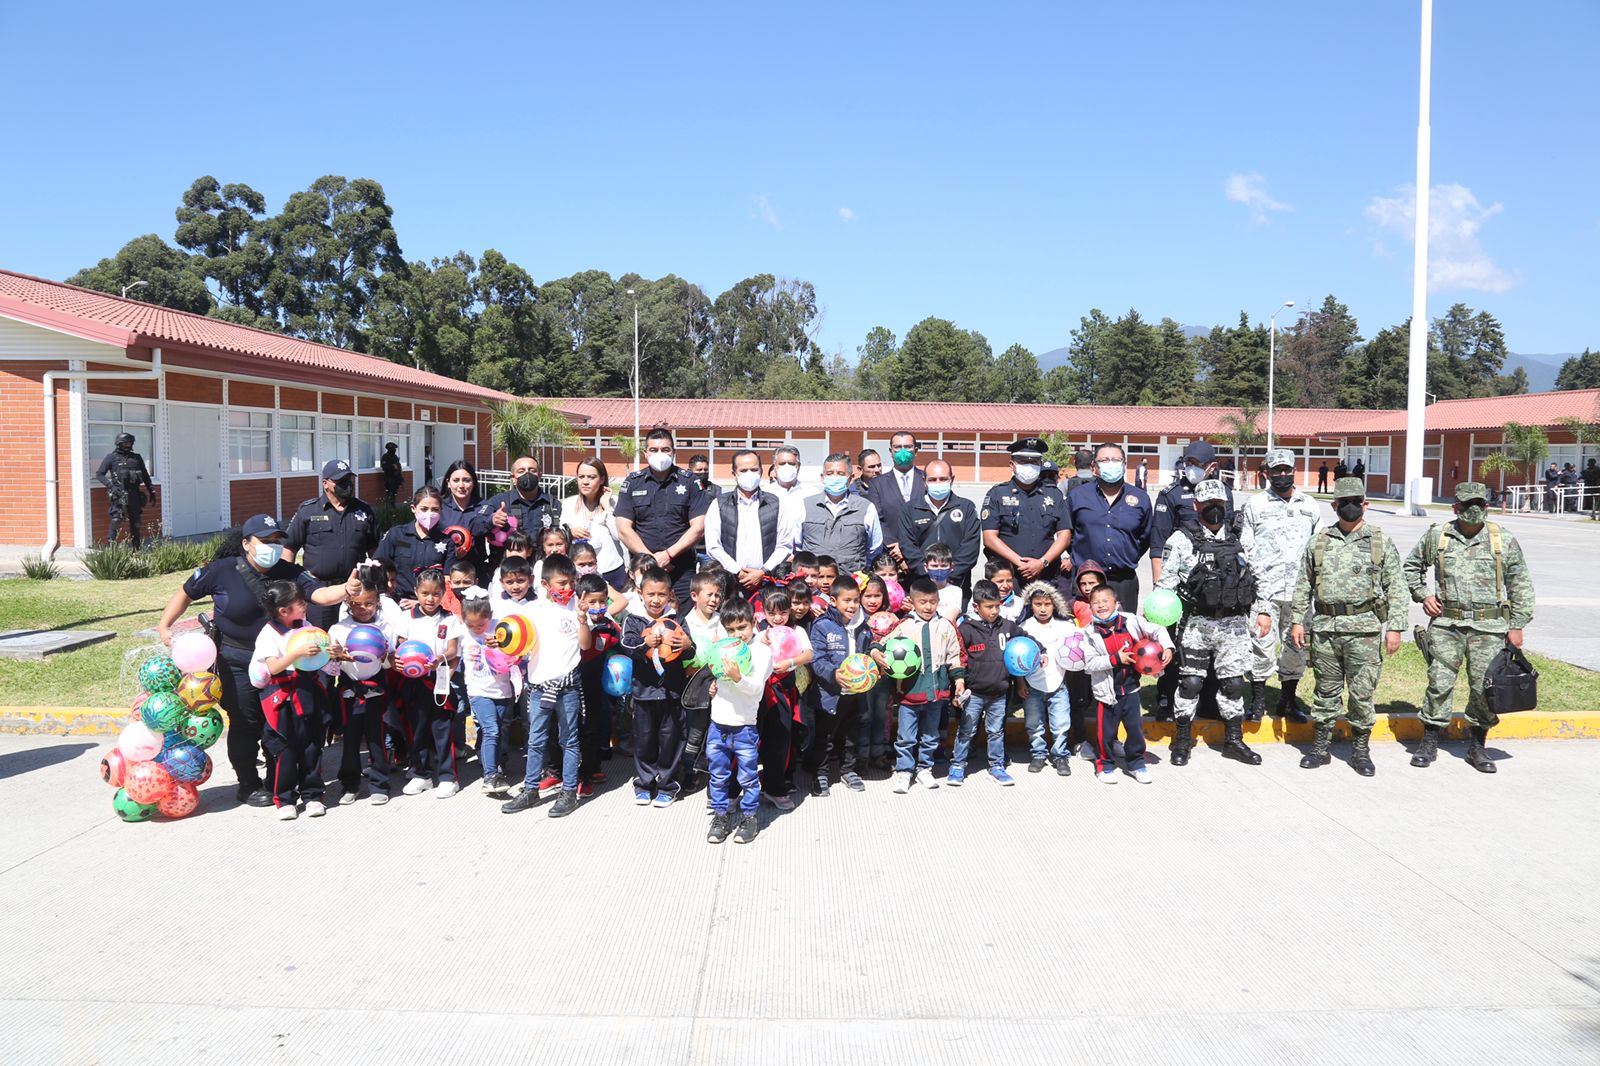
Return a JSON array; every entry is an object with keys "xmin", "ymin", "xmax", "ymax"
[{"xmin": 1483, "ymin": 641, "xmax": 1538, "ymax": 714}]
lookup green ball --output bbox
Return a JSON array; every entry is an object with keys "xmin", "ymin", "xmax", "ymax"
[
  {"xmin": 1142, "ymin": 588, "xmax": 1184, "ymax": 628},
  {"xmin": 138, "ymin": 655, "xmax": 183, "ymax": 695},
  {"xmin": 709, "ymin": 637, "xmax": 754, "ymax": 680},
  {"xmin": 882, "ymin": 636, "xmax": 923, "ymax": 680},
  {"xmin": 181, "ymin": 711, "xmax": 224, "ymax": 750},
  {"xmin": 141, "ymin": 691, "xmax": 187, "ymax": 733},
  {"xmin": 685, "ymin": 639, "xmax": 714, "ymax": 669},
  {"xmin": 113, "ymin": 787, "xmax": 157, "ymax": 822}
]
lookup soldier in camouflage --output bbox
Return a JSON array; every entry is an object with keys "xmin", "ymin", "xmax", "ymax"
[
  {"xmin": 1241, "ymin": 447, "xmax": 1321, "ymax": 723},
  {"xmin": 1289, "ymin": 478, "xmax": 1406, "ymax": 776},
  {"xmin": 1154, "ymin": 479, "xmax": 1266, "ymax": 766},
  {"xmin": 95, "ymin": 432, "xmax": 156, "ymax": 547},
  {"xmin": 1403, "ymin": 482, "xmax": 1535, "ymax": 773}
]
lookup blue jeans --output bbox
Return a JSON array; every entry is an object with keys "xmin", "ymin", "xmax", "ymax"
[
  {"xmin": 524, "ymin": 682, "xmax": 581, "ymax": 792},
  {"xmin": 708, "ymin": 722, "xmax": 760, "ymax": 816},
  {"xmin": 1023, "ymin": 684, "xmax": 1071, "ymax": 760},
  {"xmin": 952, "ymin": 692, "xmax": 1009, "ymax": 771},
  {"xmin": 856, "ymin": 681, "xmax": 890, "ymax": 758},
  {"xmin": 468, "ymin": 695, "xmax": 510, "ymax": 778},
  {"xmin": 895, "ymin": 699, "xmax": 944, "ymax": 772}
]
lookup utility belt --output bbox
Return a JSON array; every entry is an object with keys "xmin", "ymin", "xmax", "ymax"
[
  {"xmin": 1315, "ymin": 600, "xmax": 1375, "ymax": 617},
  {"xmin": 1438, "ymin": 604, "xmax": 1509, "ymax": 622}
]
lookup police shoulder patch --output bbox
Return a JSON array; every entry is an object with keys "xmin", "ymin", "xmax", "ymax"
[{"xmin": 191, "ymin": 567, "xmax": 204, "ymax": 582}]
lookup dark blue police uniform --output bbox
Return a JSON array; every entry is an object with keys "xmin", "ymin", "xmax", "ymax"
[
  {"xmin": 441, "ymin": 494, "xmax": 494, "ymax": 582},
  {"xmin": 614, "ymin": 466, "xmax": 709, "ymax": 607},
  {"xmin": 285, "ymin": 495, "xmax": 379, "ymax": 629},
  {"xmin": 375, "ymin": 524, "xmax": 456, "ymax": 600},
  {"xmin": 980, "ymin": 480, "xmax": 1070, "ymax": 577},
  {"xmin": 1066, "ymin": 479, "xmax": 1153, "ymax": 612},
  {"xmin": 480, "ymin": 487, "xmax": 559, "ymax": 564}
]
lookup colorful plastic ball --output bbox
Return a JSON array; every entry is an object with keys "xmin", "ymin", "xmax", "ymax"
[
  {"xmin": 170, "ymin": 631, "xmax": 218, "ymax": 674},
  {"xmin": 868, "ymin": 611, "xmax": 899, "ymax": 640},
  {"xmin": 343, "ymin": 624, "xmax": 389, "ymax": 664},
  {"xmin": 177, "ymin": 670, "xmax": 223, "ymax": 712},
  {"xmin": 493, "ymin": 615, "xmax": 537, "ymax": 658},
  {"xmin": 709, "ymin": 637, "xmax": 754, "ymax": 680},
  {"xmin": 649, "ymin": 619, "xmax": 685, "ymax": 662},
  {"xmin": 852, "ymin": 570, "xmax": 870, "ymax": 590},
  {"xmin": 485, "ymin": 646, "xmax": 518, "ymax": 674},
  {"xmin": 156, "ymin": 741, "xmax": 208, "ymax": 784},
  {"xmin": 395, "ymin": 640, "xmax": 434, "ymax": 679},
  {"xmin": 140, "ymin": 691, "xmax": 187, "ymax": 733},
  {"xmin": 1142, "ymin": 588, "xmax": 1184, "ymax": 628},
  {"xmin": 117, "ymin": 721, "xmax": 164, "ymax": 761},
  {"xmin": 180, "ymin": 712, "xmax": 224, "ymax": 750},
  {"xmin": 836, "ymin": 653, "xmax": 881, "ymax": 695},
  {"xmin": 124, "ymin": 760, "xmax": 176, "ymax": 804},
  {"xmin": 129, "ymin": 692, "xmax": 148, "ymax": 722},
  {"xmin": 1073, "ymin": 601, "xmax": 1094, "ymax": 628},
  {"xmin": 884, "ymin": 579, "xmax": 906, "ymax": 614},
  {"xmin": 113, "ymin": 787, "xmax": 158, "ymax": 822},
  {"xmin": 287, "ymin": 627, "xmax": 331, "ymax": 671},
  {"xmin": 882, "ymin": 636, "xmax": 923, "ymax": 680},
  {"xmin": 1003, "ymin": 636, "xmax": 1042, "ymax": 677},
  {"xmin": 195, "ymin": 754, "xmax": 214, "ymax": 786},
  {"xmin": 685, "ymin": 639, "xmax": 713, "ymax": 669},
  {"xmin": 100, "ymin": 748, "xmax": 127, "ymax": 787},
  {"xmin": 138, "ymin": 655, "xmax": 183, "ymax": 694},
  {"xmin": 1133, "ymin": 638, "xmax": 1167, "ymax": 676},
  {"xmin": 765, "ymin": 625, "xmax": 804, "ymax": 670},
  {"xmin": 156, "ymin": 781, "xmax": 200, "ymax": 819},
  {"xmin": 444, "ymin": 524, "xmax": 474, "ymax": 555},
  {"xmin": 602, "ymin": 654, "xmax": 634, "ymax": 697},
  {"xmin": 1061, "ymin": 629, "xmax": 1088, "ymax": 665}
]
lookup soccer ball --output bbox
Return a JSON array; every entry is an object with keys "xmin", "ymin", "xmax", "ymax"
[
  {"xmin": 881, "ymin": 636, "xmax": 922, "ymax": 681},
  {"xmin": 177, "ymin": 670, "xmax": 222, "ymax": 712}
]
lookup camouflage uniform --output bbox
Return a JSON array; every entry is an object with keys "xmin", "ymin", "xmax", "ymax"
[
  {"xmin": 1403, "ymin": 487, "xmax": 1535, "ymax": 735},
  {"xmin": 1240, "ymin": 471, "xmax": 1321, "ymax": 685}
]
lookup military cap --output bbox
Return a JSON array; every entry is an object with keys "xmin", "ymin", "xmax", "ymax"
[
  {"xmin": 1193, "ymin": 478, "xmax": 1227, "ymax": 503},
  {"xmin": 1008, "ymin": 437, "xmax": 1046, "ymax": 459},
  {"xmin": 1332, "ymin": 477, "xmax": 1366, "ymax": 499},
  {"xmin": 1454, "ymin": 481, "xmax": 1488, "ymax": 503},
  {"xmin": 1265, "ymin": 447, "xmax": 1296, "ymax": 469}
]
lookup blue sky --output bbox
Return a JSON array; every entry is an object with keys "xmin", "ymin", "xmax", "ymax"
[{"xmin": 1, "ymin": 0, "xmax": 1594, "ymax": 361}]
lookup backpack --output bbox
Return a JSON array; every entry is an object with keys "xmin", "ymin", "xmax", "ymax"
[
  {"xmin": 1432, "ymin": 522, "xmax": 1506, "ymax": 606},
  {"xmin": 1311, "ymin": 526, "xmax": 1389, "ymax": 620},
  {"xmin": 1483, "ymin": 642, "xmax": 1538, "ymax": 713}
]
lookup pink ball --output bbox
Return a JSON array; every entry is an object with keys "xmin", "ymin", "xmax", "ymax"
[
  {"xmin": 885, "ymin": 579, "xmax": 906, "ymax": 614},
  {"xmin": 170, "ymin": 631, "xmax": 217, "ymax": 674},
  {"xmin": 124, "ymin": 760, "xmax": 175, "ymax": 805},
  {"xmin": 1062, "ymin": 630, "xmax": 1087, "ymax": 665},
  {"xmin": 117, "ymin": 722, "xmax": 164, "ymax": 762},
  {"xmin": 157, "ymin": 781, "xmax": 200, "ymax": 819},
  {"xmin": 766, "ymin": 625, "xmax": 803, "ymax": 668}
]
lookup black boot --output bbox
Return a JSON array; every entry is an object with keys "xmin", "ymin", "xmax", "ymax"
[
  {"xmin": 1170, "ymin": 719, "xmax": 1194, "ymax": 767},
  {"xmin": 1465, "ymin": 726, "xmax": 1496, "ymax": 773},
  {"xmin": 1299, "ymin": 724, "xmax": 1332, "ymax": 769},
  {"xmin": 1245, "ymin": 680, "xmax": 1265, "ymax": 722},
  {"xmin": 1350, "ymin": 728, "xmax": 1375, "ymax": 777},
  {"xmin": 1410, "ymin": 724, "xmax": 1442, "ymax": 768},
  {"xmin": 1277, "ymin": 679, "xmax": 1309, "ymax": 724},
  {"xmin": 1222, "ymin": 718, "xmax": 1262, "ymax": 765}
]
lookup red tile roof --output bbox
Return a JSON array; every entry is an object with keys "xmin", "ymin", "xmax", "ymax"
[
  {"xmin": 0, "ymin": 269, "xmax": 533, "ymax": 409},
  {"xmin": 1339, "ymin": 389, "xmax": 1600, "ymax": 434}
]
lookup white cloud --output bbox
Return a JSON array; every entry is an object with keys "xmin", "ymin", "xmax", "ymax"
[
  {"xmin": 838, "ymin": 207, "xmax": 856, "ymax": 223},
  {"xmin": 1365, "ymin": 183, "xmax": 1515, "ymax": 293},
  {"xmin": 1224, "ymin": 172, "xmax": 1293, "ymax": 223},
  {"xmin": 750, "ymin": 195, "xmax": 783, "ymax": 231}
]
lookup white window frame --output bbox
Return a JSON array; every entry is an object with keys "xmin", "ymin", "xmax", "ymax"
[
  {"xmin": 279, "ymin": 413, "xmax": 316, "ymax": 474},
  {"xmin": 318, "ymin": 416, "xmax": 354, "ymax": 470},
  {"xmin": 86, "ymin": 399, "xmax": 158, "ymax": 485},
  {"xmin": 227, "ymin": 408, "xmax": 274, "ymax": 476}
]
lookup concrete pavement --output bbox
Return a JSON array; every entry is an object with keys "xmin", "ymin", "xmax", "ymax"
[{"xmin": 3, "ymin": 733, "xmax": 1598, "ymax": 1065}]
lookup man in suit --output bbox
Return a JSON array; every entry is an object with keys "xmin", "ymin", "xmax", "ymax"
[{"xmin": 865, "ymin": 430, "xmax": 926, "ymax": 569}]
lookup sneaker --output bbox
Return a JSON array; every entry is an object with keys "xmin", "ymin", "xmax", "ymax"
[
  {"xmin": 1096, "ymin": 769, "xmax": 1119, "ymax": 784},
  {"xmin": 1054, "ymin": 756, "xmax": 1072, "ymax": 777},
  {"xmin": 1028, "ymin": 757, "xmax": 1047, "ymax": 774},
  {"xmin": 304, "ymin": 800, "xmax": 327, "ymax": 817},
  {"xmin": 538, "ymin": 773, "xmax": 561, "ymax": 797},
  {"xmin": 734, "ymin": 813, "xmax": 760, "ymax": 843},
  {"xmin": 591, "ymin": 769, "xmax": 608, "ymax": 783},
  {"xmin": 634, "ymin": 788, "xmax": 653, "ymax": 805},
  {"xmin": 841, "ymin": 771, "xmax": 866, "ymax": 792},
  {"xmin": 276, "ymin": 805, "xmax": 298, "ymax": 821},
  {"xmin": 768, "ymin": 793, "xmax": 795, "ymax": 811},
  {"xmin": 370, "ymin": 792, "xmax": 390, "ymax": 806},
  {"xmin": 708, "ymin": 813, "xmax": 733, "ymax": 843},
  {"xmin": 480, "ymin": 775, "xmax": 502, "ymax": 795},
  {"xmin": 946, "ymin": 766, "xmax": 966, "ymax": 787},
  {"xmin": 1078, "ymin": 741, "xmax": 1096, "ymax": 761},
  {"xmin": 500, "ymin": 789, "xmax": 539, "ymax": 814},
  {"xmin": 435, "ymin": 781, "xmax": 459, "ymax": 799},
  {"xmin": 893, "ymin": 771, "xmax": 912, "ymax": 794},
  {"xmin": 652, "ymin": 791, "xmax": 676, "ymax": 809},
  {"xmin": 991, "ymin": 767, "xmax": 1016, "ymax": 787},
  {"xmin": 918, "ymin": 768, "xmax": 940, "ymax": 790},
  {"xmin": 548, "ymin": 789, "xmax": 579, "ymax": 818},
  {"xmin": 813, "ymin": 775, "xmax": 831, "ymax": 798},
  {"xmin": 402, "ymin": 776, "xmax": 431, "ymax": 796},
  {"xmin": 1132, "ymin": 765, "xmax": 1153, "ymax": 784},
  {"xmin": 577, "ymin": 780, "xmax": 595, "ymax": 798},
  {"xmin": 338, "ymin": 788, "xmax": 359, "ymax": 806}
]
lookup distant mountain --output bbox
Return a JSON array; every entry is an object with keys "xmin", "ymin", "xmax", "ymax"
[{"xmin": 1506, "ymin": 353, "xmax": 1570, "ymax": 393}]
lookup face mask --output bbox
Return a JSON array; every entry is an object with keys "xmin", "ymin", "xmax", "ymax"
[
  {"xmin": 1097, "ymin": 461, "xmax": 1124, "ymax": 484},
  {"xmin": 516, "ymin": 472, "xmax": 539, "ymax": 493},
  {"xmin": 331, "ymin": 479, "xmax": 355, "ymax": 500},
  {"xmin": 823, "ymin": 474, "xmax": 850, "ymax": 496},
  {"xmin": 694, "ymin": 473, "xmax": 709, "ymax": 487},
  {"xmin": 587, "ymin": 606, "xmax": 608, "ymax": 619},
  {"xmin": 576, "ymin": 564, "xmax": 598, "ymax": 576},
  {"xmin": 1336, "ymin": 501, "xmax": 1364, "ymax": 523},
  {"xmin": 775, "ymin": 463, "xmax": 799, "ymax": 485},
  {"xmin": 548, "ymin": 587, "xmax": 575, "ymax": 606},
  {"xmin": 1269, "ymin": 473, "xmax": 1296, "ymax": 493},
  {"xmin": 647, "ymin": 452, "xmax": 674, "ymax": 473},
  {"xmin": 1094, "ymin": 611, "xmax": 1118, "ymax": 624},
  {"xmin": 928, "ymin": 481, "xmax": 952, "ymax": 501},
  {"xmin": 927, "ymin": 567, "xmax": 951, "ymax": 582},
  {"xmin": 416, "ymin": 511, "xmax": 440, "ymax": 531},
  {"xmin": 737, "ymin": 471, "xmax": 762, "ymax": 493},
  {"xmin": 892, "ymin": 447, "xmax": 915, "ymax": 467},
  {"xmin": 1182, "ymin": 464, "xmax": 1204, "ymax": 485},
  {"xmin": 1459, "ymin": 504, "xmax": 1487, "ymax": 525},
  {"xmin": 1200, "ymin": 503, "xmax": 1226, "ymax": 526},
  {"xmin": 252, "ymin": 543, "xmax": 283, "ymax": 568},
  {"xmin": 1014, "ymin": 463, "xmax": 1041, "ymax": 485}
]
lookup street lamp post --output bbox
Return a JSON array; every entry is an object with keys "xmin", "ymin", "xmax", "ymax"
[
  {"xmin": 1267, "ymin": 300, "xmax": 1295, "ymax": 452},
  {"xmin": 120, "ymin": 280, "xmax": 148, "ymax": 299},
  {"xmin": 626, "ymin": 289, "xmax": 640, "ymax": 470}
]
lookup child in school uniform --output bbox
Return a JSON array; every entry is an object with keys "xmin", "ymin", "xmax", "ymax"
[
  {"xmin": 575, "ymin": 572, "xmax": 622, "ymax": 794},
  {"xmin": 620, "ymin": 566, "xmax": 692, "ymax": 807},
  {"xmin": 803, "ymin": 579, "xmax": 868, "ymax": 794},
  {"xmin": 877, "ymin": 577, "xmax": 965, "ymax": 793},
  {"xmin": 1064, "ymin": 560, "xmax": 1109, "ymax": 756},
  {"xmin": 396, "ymin": 568, "xmax": 466, "ymax": 798},
  {"xmin": 1017, "ymin": 580, "xmax": 1076, "ymax": 776},
  {"xmin": 250, "ymin": 580, "xmax": 330, "ymax": 820},
  {"xmin": 683, "ymin": 570, "xmax": 726, "ymax": 650},
  {"xmin": 950, "ymin": 579, "xmax": 1025, "ymax": 787},
  {"xmin": 530, "ymin": 526, "xmax": 574, "ymax": 590},
  {"xmin": 1080, "ymin": 584, "xmax": 1171, "ymax": 784},
  {"xmin": 856, "ymin": 576, "xmax": 897, "ymax": 770},
  {"xmin": 457, "ymin": 588, "xmax": 516, "ymax": 794},
  {"xmin": 704, "ymin": 597, "xmax": 774, "ymax": 846},
  {"xmin": 326, "ymin": 572, "xmax": 402, "ymax": 804},
  {"xmin": 486, "ymin": 531, "xmax": 535, "ymax": 599}
]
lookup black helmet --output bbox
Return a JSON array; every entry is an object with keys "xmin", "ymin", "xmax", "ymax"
[{"xmin": 115, "ymin": 433, "xmax": 135, "ymax": 447}]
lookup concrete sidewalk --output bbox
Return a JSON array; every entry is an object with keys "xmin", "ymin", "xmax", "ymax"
[{"xmin": 3, "ymin": 734, "xmax": 1597, "ymax": 1065}]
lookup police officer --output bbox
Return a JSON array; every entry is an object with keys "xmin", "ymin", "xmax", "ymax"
[
  {"xmin": 482, "ymin": 455, "xmax": 560, "ymax": 564},
  {"xmin": 1289, "ymin": 478, "xmax": 1406, "ymax": 776},
  {"xmin": 375, "ymin": 487, "xmax": 457, "ymax": 602},
  {"xmin": 1065, "ymin": 442, "xmax": 1152, "ymax": 609},
  {"xmin": 1153, "ymin": 480, "xmax": 1264, "ymax": 767},
  {"xmin": 982, "ymin": 437, "xmax": 1071, "ymax": 583},
  {"xmin": 1149, "ymin": 440, "xmax": 1233, "ymax": 717},
  {"xmin": 285, "ymin": 459, "xmax": 380, "ymax": 631},
  {"xmin": 1403, "ymin": 482, "xmax": 1536, "ymax": 773},
  {"xmin": 96, "ymin": 433, "xmax": 156, "ymax": 547},
  {"xmin": 688, "ymin": 453, "xmax": 720, "ymax": 561},
  {"xmin": 1240, "ymin": 447, "xmax": 1321, "ymax": 723},
  {"xmin": 156, "ymin": 515, "xmax": 361, "ymax": 806},
  {"xmin": 900, "ymin": 460, "xmax": 982, "ymax": 589},
  {"xmin": 1039, "ymin": 460, "xmax": 1060, "ymax": 488},
  {"xmin": 614, "ymin": 428, "xmax": 709, "ymax": 608}
]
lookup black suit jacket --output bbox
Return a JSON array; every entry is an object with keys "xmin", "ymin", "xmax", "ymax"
[{"xmin": 867, "ymin": 468, "xmax": 926, "ymax": 547}]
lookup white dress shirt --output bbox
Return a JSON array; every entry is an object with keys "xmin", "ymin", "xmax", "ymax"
[{"xmin": 705, "ymin": 489, "xmax": 794, "ymax": 572}]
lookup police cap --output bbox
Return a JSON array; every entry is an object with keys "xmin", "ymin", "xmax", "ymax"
[{"xmin": 1008, "ymin": 437, "xmax": 1046, "ymax": 459}]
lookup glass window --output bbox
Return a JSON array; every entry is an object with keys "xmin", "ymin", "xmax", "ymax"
[
  {"xmin": 318, "ymin": 416, "xmax": 353, "ymax": 470},
  {"xmin": 385, "ymin": 422, "xmax": 410, "ymax": 465},
  {"xmin": 228, "ymin": 410, "xmax": 272, "ymax": 475},
  {"xmin": 86, "ymin": 399, "xmax": 158, "ymax": 482},
  {"xmin": 279, "ymin": 413, "xmax": 315, "ymax": 473},
  {"xmin": 356, "ymin": 419, "xmax": 382, "ymax": 470}
]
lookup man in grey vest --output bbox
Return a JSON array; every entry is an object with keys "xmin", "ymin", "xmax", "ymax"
[
  {"xmin": 704, "ymin": 449, "xmax": 795, "ymax": 596},
  {"xmin": 801, "ymin": 453, "xmax": 883, "ymax": 574}
]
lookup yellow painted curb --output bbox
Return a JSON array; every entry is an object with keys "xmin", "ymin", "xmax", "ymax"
[{"xmin": 0, "ymin": 707, "xmax": 131, "ymax": 736}]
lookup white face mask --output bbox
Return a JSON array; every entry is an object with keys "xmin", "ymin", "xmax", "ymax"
[
  {"xmin": 775, "ymin": 463, "xmax": 799, "ymax": 485},
  {"xmin": 1014, "ymin": 463, "xmax": 1041, "ymax": 485},
  {"xmin": 647, "ymin": 451, "xmax": 674, "ymax": 473},
  {"xmin": 252, "ymin": 542, "xmax": 283, "ymax": 568},
  {"xmin": 737, "ymin": 471, "xmax": 762, "ymax": 493}
]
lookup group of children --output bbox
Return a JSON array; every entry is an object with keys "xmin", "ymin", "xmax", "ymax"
[{"xmin": 249, "ymin": 497, "xmax": 1175, "ymax": 843}]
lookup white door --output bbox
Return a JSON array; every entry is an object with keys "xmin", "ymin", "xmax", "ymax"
[
  {"xmin": 1157, "ymin": 445, "xmax": 1184, "ymax": 490},
  {"xmin": 431, "ymin": 424, "xmax": 466, "ymax": 476},
  {"xmin": 166, "ymin": 405, "xmax": 224, "ymax": 535}
]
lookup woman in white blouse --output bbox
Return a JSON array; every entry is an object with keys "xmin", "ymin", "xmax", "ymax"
[{"xmin": 560, "ymin": 457, "xmax": 628, "ymax": 590}]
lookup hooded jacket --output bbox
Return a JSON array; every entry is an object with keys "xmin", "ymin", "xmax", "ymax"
[
  {"xmin": 807, "ymin": 606, "xmax": 871, "ymax": 714},
  {"xmin": 955, "ymin": 613, "xmax": 1026, "ymax": 697}
]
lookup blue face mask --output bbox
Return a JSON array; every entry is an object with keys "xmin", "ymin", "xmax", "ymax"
[
  {"xmin": 1094, "ymin": 610, "xmax": 1118, "ymax": 624},
  {"xmin": 1097, "ymin": 461, "xmax": 1124, "ymax": 484},
  {"xmin": 927, "ymin": 481, "xmax": 952, "ymax": 501},
  {"xmin": 823, "ymin": 474, "xmax": 850, "ymax": 497},
  {"xmin": 927, "ymin": 567, "xmax": 951, "ymax": 583}
]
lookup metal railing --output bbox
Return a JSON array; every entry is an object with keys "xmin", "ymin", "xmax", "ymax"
[
  {"xmin": 1502, "ymin": 484, "xmax": 1600, "ymax": 515},
  {"xmin": 476, "ymin": 471, "xmax": 575, "ymax": 499}
]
